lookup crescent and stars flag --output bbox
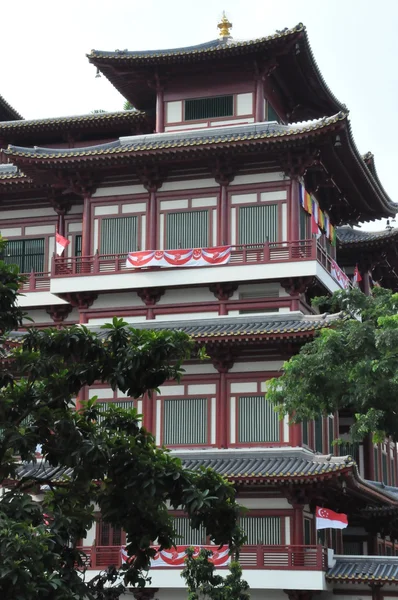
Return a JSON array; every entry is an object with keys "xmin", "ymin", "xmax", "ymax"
[{"xmin": 316, "ymin": 506, "xmax": 348, "ymax": 530}]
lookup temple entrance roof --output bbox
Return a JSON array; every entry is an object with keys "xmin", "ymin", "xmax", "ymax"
[{"xmin": 0, "ymin": 94, "xmax": 22, "ymax": 122}]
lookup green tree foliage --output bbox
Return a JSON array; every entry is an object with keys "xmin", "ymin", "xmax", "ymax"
[
  {"xmin": 182, "ymin": 547, "xmax": 250, "ymax": 600},
  {"xmin": 267, "ymin": 287, "xmax": 398, "ymax": 442},
  {"xmin": 123, "ymin": 101, "xmax": 134, "ymax": 111},
  {"xmin": 0, "ymin": 238, "xmax": 243, "ymax": 599}
]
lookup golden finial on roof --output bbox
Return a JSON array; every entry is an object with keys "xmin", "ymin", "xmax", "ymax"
[{"xmin": 217, "ymin": 11, "xmax": 232, "ymax": 38}]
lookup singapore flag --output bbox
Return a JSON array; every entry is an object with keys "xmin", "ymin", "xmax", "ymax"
[
  {"xmin": 56, "ymin": 232, "xmax": 70, "ymax": 256},
  {"xmin": 316, "ymin": 506, "xmax": 348, "ymax": 530}
]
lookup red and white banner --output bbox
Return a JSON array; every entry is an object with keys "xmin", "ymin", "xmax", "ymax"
[
  {"xmin": 56, "ymin": 232, "xmax": 70, "ymax": 256},
  {"xmin": 316, "ymin": 507, "xmax": 348, "ymax": 530},
  {"xmin": 126, "ymin": 246, "xmax": 231, "ymax": 269},
  {"xmin": 120, "ymin": 545, "xmax": 230, "ymax": 568},
  {"xmin": 331, "ymin": 260, "xmax": 351, "ymax": 290}
]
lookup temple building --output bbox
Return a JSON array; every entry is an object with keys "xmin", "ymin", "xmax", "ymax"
[{"xmin": 2, "ymin": 14, "xmax": 398, "ymax": 600}]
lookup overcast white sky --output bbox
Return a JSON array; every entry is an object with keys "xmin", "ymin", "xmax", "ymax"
[{"xmin": 1, "ymin": 0, "xmax": 397, "ymax": 229}]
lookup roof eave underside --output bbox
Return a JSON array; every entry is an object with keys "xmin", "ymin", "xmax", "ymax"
[
  {"xmin": 0, "ymin": 95, "xmax": 23, "ymax": 122},
  {"xmin": 4, "ymin": 114, "xmax": 397, "ymax": 221},
  {"xmin": 87, "ymin": 24, "xmax": 345, "ymax": 120}
]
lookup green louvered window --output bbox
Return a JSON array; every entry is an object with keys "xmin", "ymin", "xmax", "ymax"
[
  {"xmin": 173, "ymin": 517, "xmax": 207, "ymax": 545},
  {"xmin": 299, "ymin": 207, "xmax": 310, "ymax": 240},
  {"xmin": 266, "ymin": 103, "xmax": 279, "ymax": 123},
  {"xmin": 185, "ymin": 96, "xmax": 233, "ymax": 121},
  {"xmin": 75, "ymin": 234, "xmax": 82, "ymax": 257},
  {"xmin": 314, "ymin": 416, "xmax": 323, "ymax": 453},
  {"xmin": 4, "ymin": 238, "xmax": 45, "ymax": 273},
  {"xmin": 342, "ymin": 541, "xmax": 363, "ymax": 555},
  {"xmin": 163, "ymin": 398, "xmax": 208, "ymax": 445},
  {"xmin": 238, "ymin": 204, "xmax": 278, "ymax": 245},
  {"xmin": 97, "ymin": 401, "xmax": 134, "ymax": 423},
  {"xmin": 374, "ymin": 448, "xmax": 379, "ymax": 481},
  {"xmin": 100, "ymin": 216, "xmax": 137, "ymax": 255},
  {"xmin": 238, "ymin": 396, "xmax": 279, "ymax": 443},
  {"xmin": 165, "ymin": 210, "xmax": 209, "ymax": 249},
  {"xmin": 382, "ymin": 452, "xmax": 388, "ymax": 484},
  {"xmin": 240, "ymin": 517, "xmax": 281, "ymax": 545},
  {"xmin": 339, "ymin": 442, "xmax": 360, "ymax": 465}
]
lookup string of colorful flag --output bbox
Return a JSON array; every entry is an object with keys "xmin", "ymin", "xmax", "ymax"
[{"xmin": 299, "ymin": 184, "xmax": 336, "ymax": 246}]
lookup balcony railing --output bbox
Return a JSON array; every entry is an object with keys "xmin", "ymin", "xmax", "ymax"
[
  {"xmin": 76, "ymin": 544, "xmax": 327, "ymax": 571},
  {"xmin": 51, "ymin": 239, "xmax": 333, "ymax": 278},
  {"xmin": 20, "ymin": 270, "xmax": 51, "ymax": 293}
]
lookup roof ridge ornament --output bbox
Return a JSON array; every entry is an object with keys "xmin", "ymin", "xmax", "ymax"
[{"xmin": 217, "ymin": 11, "xmax": 232, "ymax": 39}]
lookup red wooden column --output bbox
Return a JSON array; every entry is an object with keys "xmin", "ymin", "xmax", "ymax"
[
  {"xmin": 289, "ymin": 180, "xmax": 300, "ymax": 242},
  {"xmin": 214, "ymin": 164, "xmax": 235, "ymax": 246},
  {"xmin": 255, "ymin": 77, "xmax": 265, "ymax": 122},
  {"xmin": 82, "ymin": 193, "xmax": 92, "ymax": 258},
  {"xmin": 290, "ymin": 420, "xmax": 302, "ymax": 447},
  {"xmin": 211, "ymin": 352, "xmax": 234, "ymax": 449},
  {"xmin": 139, "ymin": 169, "xmax": 164, "ymax": 250},
  {"xmin": 156, "ymin": 86, "xmax": 165, "ymax": 133},
  {"xmin": 292, "ymin": 504, "xmax": 304, "ymax": 545}
]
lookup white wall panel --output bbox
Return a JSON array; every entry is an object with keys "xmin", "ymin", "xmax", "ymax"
[
  {"xmin": 141, "ymin": 215, "xmax": 146, "ymax": 249},
  {"xmin": 0, "ymin": 227, "xmax": 22, "ymax": 237},
  {"xmin": 236, "ymin": 92, "xmax": 253, "ymax": 115},
  {"xmin": 191, "ymin": 196, "xmax": 217, "ymax": 208},
  {"xmin": 1, "ymin": 207, "xmax": 55, "ymax": 219},
  {"xmin": 183, "ymin": 364, "xmax": 217, "ymax": 374},
  {"xmin": 230, "ymin": 172, "xmax": 286, "ymax": 186},
  {"xmin": 156, "ymin": 400, "xmax": 161, "ymax": 442},
  {"xmin": 89, "ymin": 388, "xmax": 113, "ymax": 399},
  {"xmin": 260, "ymin": 191, "xmax": 287, "ymax": 202},
  {"xmin": 210, "ymin": 117, "xmax": 254, "ymax": 126},
  {"xmin": 238, "ymin": 497, "xmax": 291, "ymax": 509},
  {"xmin": 231, "ymin": 361, "xmax": 284, "ymax": 374},
  {"xmin": 188, "ymin": 383, "xmax": 216, "ymax": 394},
  {"xmin": 25, "ymin": 224, "xmax": 55, "ymax": 235},
  {"xmin": 48, "ymin": 237, "xmax": 55, "ymax": 270},
  {"xmin": 231, "ymin": 193, "xmax": 257, "ymax": 205},
  {"xmin": 94, "ymin": 205, "xmax": 118, "ymax": 216},
  {"xmin": 160, "ymin": 199, "xmax": 189, "ymax": 210},
  {"xmin": 161, "ymin": 178, "xmax": 215, "ymax": 192},
  {"xmin": 92, "ymin": 292, "xmax": 141, "ymax": 309},
  {"xmin": 230, "ymin": 207, "xmax": 236, "ymax": 244},
  {"xmin": 282, "ymin": 203, "xmax": 287, "ymax": 240},
  {"xmin": 68, "ymin": 222, "xmax": 82, "ymax": 233},
  {"xmin": 158, "ymin": 385, "xmax": 185, "ymax": 396},
  {"xmin": 157, "ymin": 287, "xmax": 214, "ymax": 305},
  {"xmin": 93, "ymin": 219, "xmax": 99, "ymax": 252},
  {"xmin": 230, "ymin": 396, "xmax": 236, "ymax": 444},
  {"xmin": 69, "ymin": 205, "xmax": 84, "ymax": 214},
  {"xmin": 155, "ymin": 312, "xmax": 219, "ymax": 321},
  {"xmin": 92, "ymin": 184, "xmax": 146, "ymax": 197},
  {"xmin": 166, "ymin": 100, "xmax": 183, "ymax": 123},
  {"xmin": 122, "ymin": 203, "xmax": 147, "ymax": 213},
  {"xmin": 231, "ymin": 382, "xmax": 257, "ymax": 393}
]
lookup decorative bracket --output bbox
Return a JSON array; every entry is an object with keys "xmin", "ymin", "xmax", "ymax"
[
  {"xmin": 208, "ymin": 347, "xmax": 235, "ymax": 373},
  {"xmin": 137, "ymin": 287, "xmax": 165, "ymax": 306},
  {"xmin": 137, "ymin": 166, "xmax": 165, "ymax": 193},
  {"xmin": 62, "ymin": 292, "xmax": 98, "ymax": 310},
  {"xmin": 280, "ymin": 150, "xmax": 319, "ymax": 179},
  {"xmin": 213, "ymin": 158, "xmax": 236, "ymax": 186},
  {"xmin": 280, "ymin": 277, "xmax": 314, "ymax": 296},
  {"xmin": 209, "ymin": 282, "xmax": 238, "ymax": 302},
  {"xmin": 46, "ymin": 304, "xmax": 73, "ymax": 324}
]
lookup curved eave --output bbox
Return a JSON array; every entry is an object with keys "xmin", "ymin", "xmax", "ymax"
[
  {"xmin": 0, "ymin": 94, "xmax": 23, "ymax": 121},
  {"xmin": 337, "ymin": 228, "xmax": 398, "ymax": 249},
  {"xmin": 363, "ymin": 151, "xmax": 394, "ymax": 211},
  {"xmin": 4, "ymin": 113, "xmax": 345, "ymax": 163},
  {"xmin": 326, "ymin": 575, "xmax": 398, "ymax": 584},
  {"xmin": 88, "ymin": 23, "xmax": 344, "ymax": 119},
  {"xmin": 0, "ymin": 110, "xmax": 150, "ymax": 135}
]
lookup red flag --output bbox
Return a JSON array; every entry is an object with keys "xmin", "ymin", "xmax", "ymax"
[
  {"xmin": 56, "ymin": 232, "xmax": 70, "ymax": 256},
  {"xmin": 316, "ymin": 507, "xmax": 348, "ymax": 530},
  {"xmin": 311, "ymin": 214, "xmax": 320, "ymax": 235},
  {"xmin": 353, "ymin": 265, "xmax": 362, "ymax": 284}
]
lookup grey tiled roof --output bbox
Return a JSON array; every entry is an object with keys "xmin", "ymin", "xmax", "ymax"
[
  {"xmin": 337, "ymin": 226, "xmax": 398, "ymax": 246},
  {"xmin": 174, "ymin": 448, "xmax": 354, "ymax": 480},
  {"xmin": 327, "ymin": 556, "xmax": 398, "ymax": 583},
  {"xmin": 366, "ymin": 481, "xmax": 398, "ymax": 501},
  {"xmin": 15, "ymin": 448, "xmax": 354, "ymax": 483},
  {"xmin": 0, "ymin": 94, "xmax": 23, "ymax": 121},
  {"xmin": 0, "ymin": 163, "xmax": 27, "ymax": 181},
  {"xmin": 4, "ymin": 114, "xmax": 346, "ymax": 159},
  {"xmin": 7, "ymin": 313, "xmax": 343, "ymax": 343},
  {"xmin": 0, "ymin": 110, "xmax": 147, "ymax": 132}
]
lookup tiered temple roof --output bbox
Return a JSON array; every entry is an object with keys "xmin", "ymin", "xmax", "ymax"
[{"xmin": 0, "ymin": 93, "xmax": 22, "ymax": 122}]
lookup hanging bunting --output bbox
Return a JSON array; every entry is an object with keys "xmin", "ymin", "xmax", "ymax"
[{"xmin": 299, "ymin": 184, "xmax": 335, "ymax": 243}]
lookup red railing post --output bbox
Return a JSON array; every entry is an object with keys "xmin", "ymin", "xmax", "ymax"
[
  {"xmin": 93, "ymin": 251, "xmax": 99, "ymax": 275},
  {"xmin": 29, "ymin": 269, "xmax": 35, "ymax": 292},
  {"xmin": 91, "ymin": 545, "xmax": 96, "ymax": 569},
  {"xmin": 51, "ymin": 254, "xmax": 56, "ymax": 277},
  {"xmin": 257, "ymin": 545, "xmax": 264, "ymax": 568},
  {"xmin": 263, "ymin": 242, "xmax": 270, "ymax": 262},
  {"xmin": 311, "ymin": 237, "xmax": 318, "ymax": 259}
]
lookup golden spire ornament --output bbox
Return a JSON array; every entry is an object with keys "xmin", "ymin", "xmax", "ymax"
[{"xmin": 217, "ymin": 12, "xmax": 232, "ymax": 38}]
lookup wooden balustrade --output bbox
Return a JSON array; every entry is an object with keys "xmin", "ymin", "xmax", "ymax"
[
  {"xmin": 76, "ymin": 544, "xmax": 327, "ymax": 571},
  {"xmin": 52, "ymin": 239, "xmax": 327, "ymax": 278}
]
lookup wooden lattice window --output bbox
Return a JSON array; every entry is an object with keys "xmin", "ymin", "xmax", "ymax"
[
  {"xmin": 238, "ymin": 204, "xmax": 279, "ymax": 245},
  {"xmin": 238, "ymin": 396, "xmax": 279, "ymax": 443},
  {"xmin": 165, "ymin": 210, "xmax": 209, "ymax": 249},
  {"xmin": 100, "ymin": 216, "xmax": 137, "ymax": 255},
  {"xmin": 240, "ymin": 516, "xmax": 281, "ymax": 545},
  {"xmin": 185, "ymin": 95, "xmax": 233, "ymax": 121},
  {"xmin": 4, "ymin": 238, "xmax": 45, "ymax": 273},
  {"xmin": 163, "ymin": 398, "xmax": 208, "ymax": 445}
]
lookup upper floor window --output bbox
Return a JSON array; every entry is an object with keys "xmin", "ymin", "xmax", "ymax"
[
  {"xmin": 100, "ymin": 216, "xmax": 138, "ymax": 255},
  {"xmin": 5, "ymin": 238, "xmax": 45, "ymax": 273},
  {"xmin": 185, "ymin": 95, "xmax": 233, "ymax": 121},
  {"xmin": 166, "ymin": 210, "xmax": 209, "ymax": 249},
  {"xmin": 238, "ymin": 204, "xmax": 279, "ymax": 244},
  {"xmin": 163, "ymin": 397, "xmax": 208, "ymax": 445}
]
